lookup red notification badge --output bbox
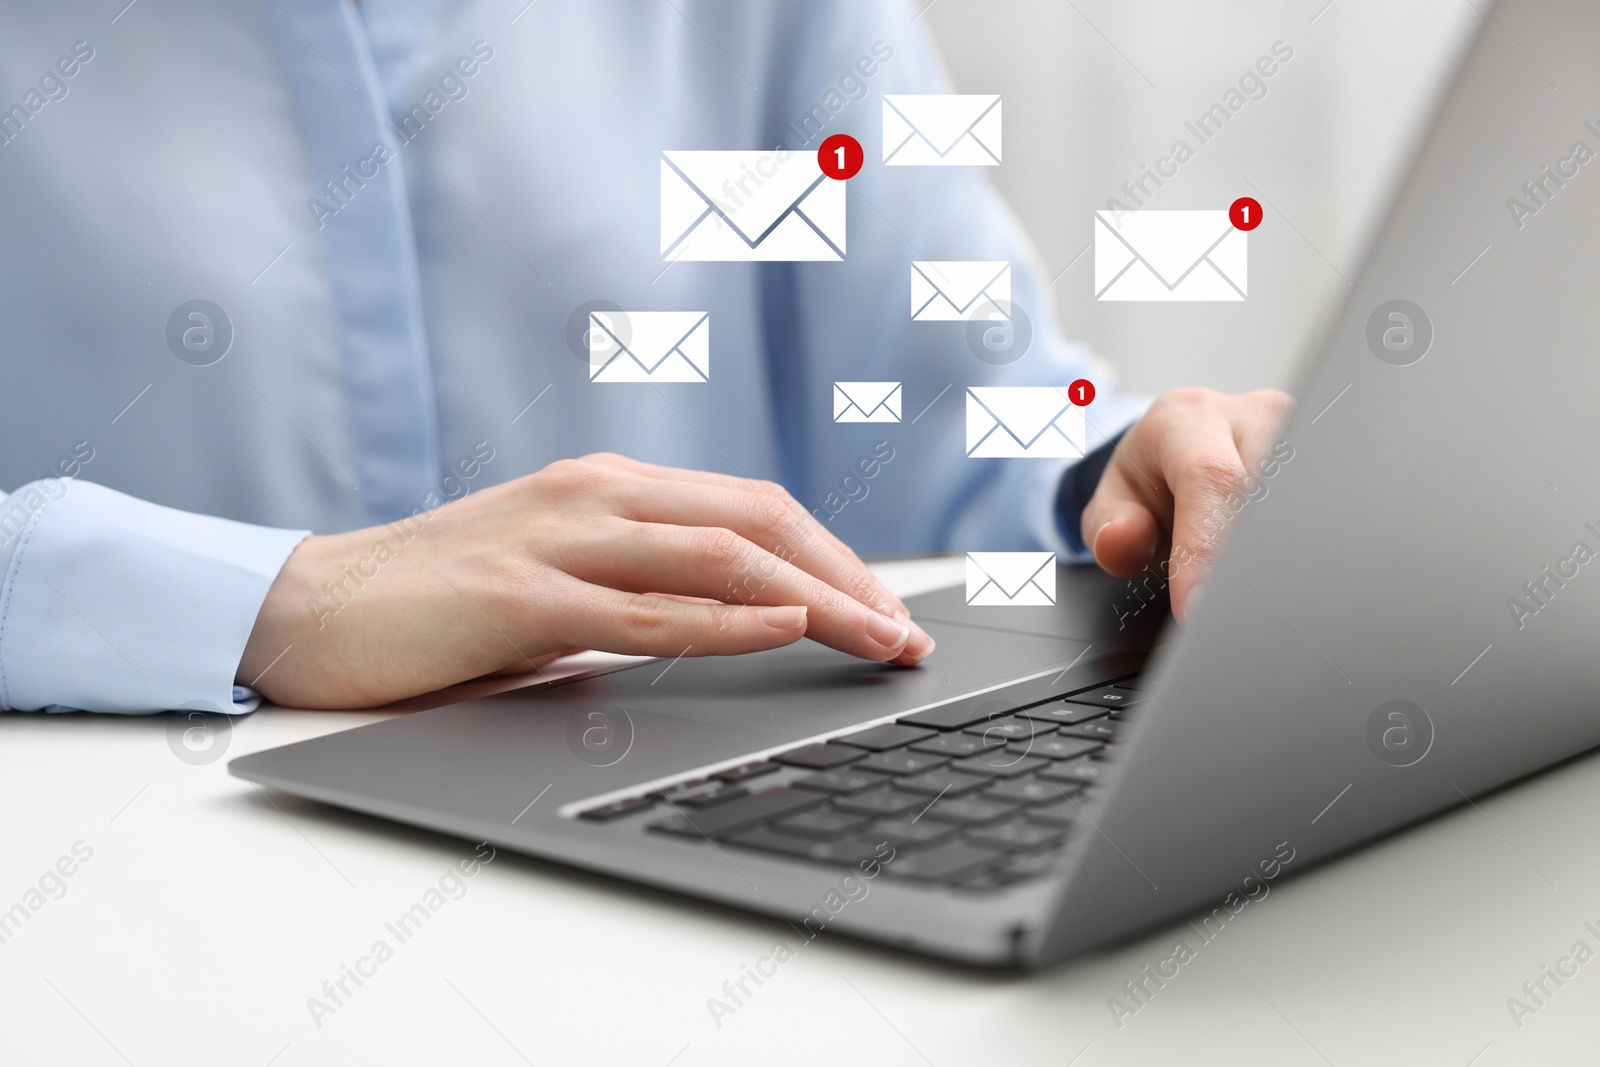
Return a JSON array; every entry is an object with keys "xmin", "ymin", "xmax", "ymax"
[
  {"xmin": 1229, "ymin": 197, "xmax": 1263, "ymax": 231},
  {"xmin": 818, "ymin": 134, "xmax": 864, "ymax": 180},
  {"xmin": 1068, "ymin": 379, "xmax": 1095, "ymax": 406}
]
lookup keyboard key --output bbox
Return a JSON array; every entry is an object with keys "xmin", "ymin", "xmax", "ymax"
[
  {"xmin": 775, "ymin": 743, "xmax": 867, "ymax": 769},
  {"xmin": 962, "ymin": 716, "xmax": 1055, "ymax": 743},
  {"xmin": 716, "ymin": 827, "xmax": 820, "ymax": 858},
  {"xmin": 775, "ymin": 808, "xmax": 874, "ymax": 839},
  {"xmin": 813, "ymin": 837, "xmax": 897, "ymax": 866},
  {"xmin": 882, "ymin": 840, "xmax": 1005, "ymax": 882},
  {"xmin": 834, "ymin": 789, "xmax": 925, "ymax": 817},
  {"xmin": 1111, "ymin": 676, "xmax": 1145, "ymax": 691},
  {"xmin": 982, "ymin": 777, "xmax": 1062, "ymax": 805},
  {"xmin": 679, "ymin": 786, "xmax": 750, "ymax": 808},
  {"xmin": 716, "ymin": 762, "xmax": 781, "ymax": 784},
  {"xmin": 836, "ymin": 723, "xmax": 938, "ymax": 751},
  {"xmin": 1036, "ymin": 761, "xmax": 1104, "ymax": 786},
  {"xmin": 1062, "ymin": 685, "xmax": 1142, "ymax": 710},
  {"xmin": 899, "ymin": 695, "xmax": 1018, "ymax": 731},
  {"xmin": 1055, "ymin": 721, "xmax": 1118, "ymax": 743},
  {"xmin": 1018, "ymin": 702, "xmax": 1109, "ymax": 726},
  {"xmin": 660, "ymin": 779, "xmax": 712, "ymax": 800},
  {"xmin": 647, "ymin": 787, "xmax": 826, "ymax": 838},
  {"xmin": 909, "ymin": 732, "xmax": 989, "ymax": 758},
  {"xmin": 1025, "ymin": 798, "xmax": 1081, "ymax": 827},
  {"xmin": 579, "ymin": 795, "xmax": 657, "ymax": 820},
  {"xmin": 966, "ymin": 819, "xmax": 1065, "ymax": 852},
  {"xmin": 897, "ymin": 675, "xmax": 1067, "ymax": 731},
  {"xmin": 895, "ymin": 769, "xmax": 992, "ymax": 796},
  {"xmin": 869, "ymin": 818, "xmax": 959, "ymax": 847},
  {"xmin": 856, "ymin": 750, "xmax": 950, "ymax": 776},
  {"xmin": 793, "ymin": 768, "xmax": 891, "ymax": 794},
  {"xmin": 952, "ymin": 752, "xmax": 1049, "ymax": 779},
  {"xmin": 1021, "ymin": 737, "xmax": 1104, "ymax": 762},
  {"xmin": 919, "ymin": 796, "xmax": 1021, "ymax": 825},
  {"xmin": 1000, "ymin": 850, "xmax": 1062, "ymax": 878},
  {"xmin": 722, "ymin": 829, "xmax": 884, "ymax": 866}
]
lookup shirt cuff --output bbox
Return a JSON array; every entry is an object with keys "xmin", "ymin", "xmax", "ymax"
[
  {"xmin": 1054, "ymin": 429, "xmax": 1129, "ymax": 559},
  {"xmin": 1024, "ymin": 394, "xmax": 1146, "ymax": 563},
  {"xmin": 0, "ymin": 480, "xmax": 309, "ymax": 714}
]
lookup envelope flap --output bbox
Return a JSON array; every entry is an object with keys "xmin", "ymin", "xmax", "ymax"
[
  {"xmin": 835, "ymin": 381, "xmax": 900, "ymax": 410},
  {"xmin": 593, "ymin": 311, "xmax": 706, "ymax": 371},
  {"xmin": 914, "ymin": 261, "xmax": 1008, "ymax": 309},
  {"xmin": 1097, "ymin": 210, "xmax": 1235, "ymax": 286},
  {"xmin": 664, "ymin": 151, "xmax": 824, "ymax": 245},
  {"xmin": 969, "ymin": 552, "xmax": 1055, "ymax": 598},
  {"xmin": 885, "ymin": 95, "xmax": 999, "ymax": 154},
  {"xmin": 968, "ymin": 387, "xmax": 1073, "ymax": 444}
]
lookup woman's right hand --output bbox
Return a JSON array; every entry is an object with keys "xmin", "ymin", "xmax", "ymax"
[{"xmin": 236, "ymin": 453, "xmax": 936, "ymax": 709}]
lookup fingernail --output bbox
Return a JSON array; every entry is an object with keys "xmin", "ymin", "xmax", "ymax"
[
  {"xmin": 864, "ymin": 610, "xmax": 912, "ymax": 653},
  {"xmin": 1184, "ymin": 583, "xmax": 1205, "ymax": 621},
  {"xmin": 758, "ymin": 605, "xmax": 808, "ymax": 631},
  {"xmin": 898, "ymin": 622, "xmax": 936, "ymax": 664},
  {"xmin": 1090, "ymin": 519, "xmax": 1114, "ymax": 561}
]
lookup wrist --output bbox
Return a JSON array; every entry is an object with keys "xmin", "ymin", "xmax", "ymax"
[{"xmin": 236, "ymin": 531, "xmax": 342, "ymax": 691}]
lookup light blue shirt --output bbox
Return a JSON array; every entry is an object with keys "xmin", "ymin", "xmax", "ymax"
[{"xmin": 0, "ymin": 0, "xmax": 1144, "ymax": 714}]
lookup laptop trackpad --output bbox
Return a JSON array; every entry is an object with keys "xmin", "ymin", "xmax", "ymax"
[
  {"xmin": 487, "ymin": 618, "xmax": 1094, "ymax": 801},
  {"xmin": 229, "ymin": 620, "xmax": 1098, "ymax": 828}
]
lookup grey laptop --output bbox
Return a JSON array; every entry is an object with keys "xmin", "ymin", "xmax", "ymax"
[{"xmin": 232, "ymin": 0, "xmax": 1600, "ymax": 967}]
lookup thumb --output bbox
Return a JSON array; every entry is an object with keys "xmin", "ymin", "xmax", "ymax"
[
  {"xmin": 1081, "ymin": 463, "xmax": 1162, "ymax": 579},
  {"xmin": 1164, "ymin": 456, "xmax": 1246, "ymax": 623}
]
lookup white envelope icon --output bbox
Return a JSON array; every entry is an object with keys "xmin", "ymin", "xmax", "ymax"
[
  {"xmin": 833, "ymin": 382, "xmax": 902, "ymax": 423},
  {"xmin": 1094, "ymin": 209, "xmax": 1247, "ymax": 301},
  {"xmin": 966, "ymin": 387, "xmax": 1086, "ymax": 459},
  {"xmin": 882, "ymin": 95, "xmax": 1002, "ymax": 166},
  {"xmin": 589, "ymin": 311, "xmax": 709, "ymax": 383},
  {"xmin": 966, "ymin": 552, "xmax": 1056, "ymax": 607},
  {"xmin": 911, "ymin": 261, "xmax": 1011, "ymax": 321},
  {"xmin": 661, "ymin": 150, "xmax": 844, "ymax": 261}
]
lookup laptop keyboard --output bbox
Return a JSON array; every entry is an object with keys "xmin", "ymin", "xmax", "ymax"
[{"xmin": 574, "ymin": 672, "xmax": 1144, "ymax": 891}]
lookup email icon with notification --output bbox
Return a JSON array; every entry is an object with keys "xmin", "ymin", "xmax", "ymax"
[
  {"xmin": 588, "ymin": 311, "xmax": 709, "ymax": 383},
  {"xmin": 966, "ymin": 387, "xmax": 1086, "ymax": 459},
  {"xmin": 660, "ymin": 150, "xmax": 844, "ymax": 261},
  {"xmin": 1094, "ymin": 209, "xmax": 1247, "ymax": 301},
  {"xmin": 833, "ymin": 382, "xmax": 902, "ymax": 423},
  {"xmin": 882, "ymin": 94, "xmax": 1002, "ymax": 166},
  {"xmin": 911, "ymin": 261, "xmax": 1010, "ymax": 321},
  {"xmin": 966, "ymin": 552, "xmax": 1056, "ymax": 607}
]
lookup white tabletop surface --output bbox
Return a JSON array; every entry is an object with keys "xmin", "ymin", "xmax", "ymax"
[{"xmin": 3, "ymin": 556, "xmax": 1598, "ymax": 1066}]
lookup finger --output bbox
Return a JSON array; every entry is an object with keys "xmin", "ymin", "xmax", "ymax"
[
  {"xmin": 613, "ymin": 476, "xmax": 924, "ymax": 630},
  {"xmin": 581, "ymin": 453, "xmax": 911, "ymax": 617},
  {"xmin": 644, "ymin": 594, "xmax": 927, "ymax": 669},
  {"xmin": 593, "ymin": 454, "xmax": 911, "ymax": 615},
  {"xmin": 1231, "ymin": 390, "xmax": 1294, "ymax": 472},
  {"xmin": 551, "ymin": 582, "xmax": 811, "ymax": 658},
  {"xmin": 565, "ymin": 520, "xmax": 922, "ymax": 663},
  {"xmin": 1081, "ymin": 453, "xmax": 1165, "ymax": 579},
  {"xmin": 1156, "ymin": 418, "xmax": 1251, "ymax": 623}
]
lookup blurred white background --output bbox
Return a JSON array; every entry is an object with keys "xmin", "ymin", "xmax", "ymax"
[{"xmin": 925, "ymin": 0, "xmax": 1478, "ymax": 396}]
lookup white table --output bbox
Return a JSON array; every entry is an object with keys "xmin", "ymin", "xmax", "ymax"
[{"xmin": 2, "ymin": 557, "xmax": 1595, "ymax": 1065}]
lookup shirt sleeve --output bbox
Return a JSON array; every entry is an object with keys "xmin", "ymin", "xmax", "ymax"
[
  {"xmin": 762, "ymin": 0, "xmax": 1149, "ymax": 562},
  {"xmin": 0, "ymin": 479, "xmax": 308, "ymax": 714},
  {"xmin": 1053, "ymin": 429, "xmax": 1129, "ymax": 561}
]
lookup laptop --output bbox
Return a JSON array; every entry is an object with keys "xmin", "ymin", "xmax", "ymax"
[{"xmin": 231, "ymin": 0, "xmax": 1600, "ymax": 967}]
